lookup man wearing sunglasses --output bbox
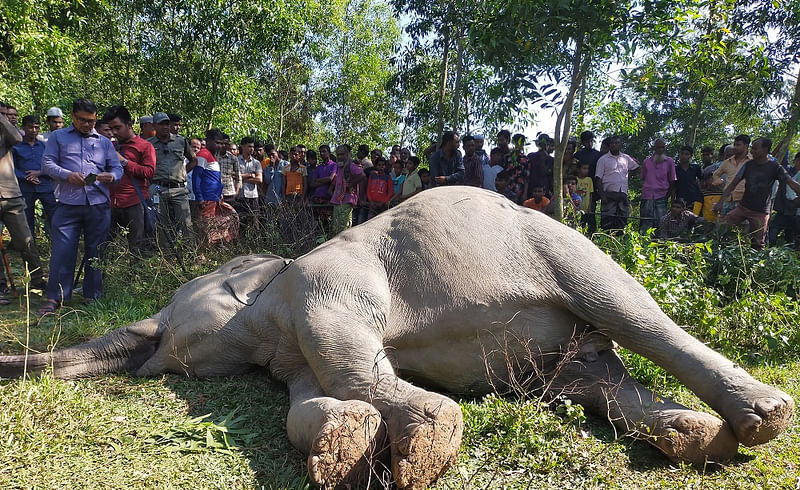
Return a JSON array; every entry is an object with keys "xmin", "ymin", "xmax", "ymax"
[{"xmin": 38, "ymin": 98, "xmax": 123, "ymax": 314}]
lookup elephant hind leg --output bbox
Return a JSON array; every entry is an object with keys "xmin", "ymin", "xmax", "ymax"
[
  {"xmin": 286, "ymin": 370, "xmax": 388, "ymax": 488},
  {"xmin": 549, "ymin": 349, "xmax": 739, "ymax": 465}
]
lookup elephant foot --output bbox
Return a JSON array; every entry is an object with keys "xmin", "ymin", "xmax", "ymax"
[
  {"xmin": 719, "ymin": 383, "xmax": 795, "ymax": 447},
  {"xmin": 307, "ymin": 400, "xmax": 386, "ymax": 489},
  {"xmin": 647, "ymin": 409, "xmax": 738, "ymax": 465},
  {"xmin": 548, "ymin": 350, "xmax": 742, "ymax": 466},
  {"xmin": 388, "ymin": 394, "xmax": 463, "ymax": 490}
]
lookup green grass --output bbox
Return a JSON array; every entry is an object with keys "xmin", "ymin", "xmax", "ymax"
[{"xmin": 1, "ymin": 228, "xmax": 799, "ymax": 489}]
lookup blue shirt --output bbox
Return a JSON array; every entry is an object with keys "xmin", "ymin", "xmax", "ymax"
[
  {"xmin": 12, "ymin": 139, "xmax": 53, "ymax": 193},
  {"xmin": 263, "ymin": 161, "xmax": 287, "ymax": 204},
  {"xmin": 42, "ymin": 125, "xmax": 123, "ymax": 205},
  {"xmin": 429, "ymin": 148, "xmax": 464, "ymax": 186}
]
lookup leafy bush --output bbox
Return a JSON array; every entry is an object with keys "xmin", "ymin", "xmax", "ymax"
[{"xmin": 593, "ymin": 227, "xmax": 800, "ymax": 365}]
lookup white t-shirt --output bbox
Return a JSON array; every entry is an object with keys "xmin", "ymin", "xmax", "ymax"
[
  {"xmin": 482, "ymin": 163, "xmax": 504, "ymax": 191},
  {"xmin": 240, "ymin": 155, "xmax": 262, "ymax": 199}
]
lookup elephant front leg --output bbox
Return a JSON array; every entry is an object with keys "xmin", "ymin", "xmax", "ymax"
[
  {"xmin": 549, "ymin": 349, "xmax": 739, "ymax": 465},
  {"xmin": 298, "ymin": 313, "xmax": 463, "ymax": 490},
  {"xmin": 286, "ymin": 370, "xmax": 387, "ymax": 488},
  {"xmin": 378, "ymin": 380, "xmax": 463, "ymax": 490}
]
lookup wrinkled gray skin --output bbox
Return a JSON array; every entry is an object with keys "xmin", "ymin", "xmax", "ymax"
[{"xmin": 0, "ymin": 187, "xmax": 794, "ymax": 489}]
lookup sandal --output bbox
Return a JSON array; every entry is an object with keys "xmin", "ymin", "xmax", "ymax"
[{"xmin": 37, "ymin": 299, "xmax": 59, "ymax": 316}]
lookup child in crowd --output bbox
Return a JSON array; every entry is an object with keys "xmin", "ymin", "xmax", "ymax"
[
  {"xmin": 576, "ymin": 161, "xmax": 595, "ymax": 230},
  {"xmin": 565, "ymin": 175, "xmax": 582, "ymax": 211},
  {"xmin": 495, "ymin": 170, "xmax": 517, "ymax": 201},
  {"xmin": 397, "ymin": 156, "xmax": 423, "ymax": 204},
  {"xmin": 523, "ymin": 185, "xmax": 550, "ymax": 212},
  {"xmin": 483, "ymin": 147, "xmax": 505, "ymax": 191},
  {"xmin": 282, "ymin": 151, "xmax": 307, "ymax": 202},
  {"xmin": 390, "ymin": 160, "xmax": 406, "ymax": 206},
  {"xmin": 543, "ymin": 176, "xmax": 582, "ymax": 222},
  {"xmin": 418, "ymin": 168, "xmax": 431, "ymax": 190},
  {"xmin": 306, "ymin": 149, "xmax": 318, "ymax": 168},
  {"xmin": 575, "ymin": 162, "xmax": 594, "ymax": 212},
  {"xmin": 657, "ymin": 198, "xmax": 704, "ymax": 240},
  {"xmin": 367, "ymin": 158, "xmax": 393, "ymax": 217}
]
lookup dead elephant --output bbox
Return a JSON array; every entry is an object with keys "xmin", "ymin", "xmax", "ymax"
[{"xmin": 0, "ymin": 186, "xmax": 793, "ymax": 489}]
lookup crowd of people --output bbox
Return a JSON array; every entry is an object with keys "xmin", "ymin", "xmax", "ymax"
[{"xmin": 0, "ymin": 97, "xmax": 799, "ymax": 312}]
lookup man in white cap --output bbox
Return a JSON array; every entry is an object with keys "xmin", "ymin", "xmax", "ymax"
[
  {"xmin": 473, "ymin": 134, "xmax": 489, "ymax": 167},
  {"xmin": 40, "ymin": 107, "xmax": 64, "ymax": 143}
]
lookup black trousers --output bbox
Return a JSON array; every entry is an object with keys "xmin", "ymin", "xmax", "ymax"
[{"xmin": 110, "ymin": 203, "xmax": 145, "ymax": 254}]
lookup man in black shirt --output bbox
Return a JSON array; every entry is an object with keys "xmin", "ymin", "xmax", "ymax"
[
  {"xmin": 714, "ymin": 137, "xmax": 800, "ymax": 249},
  {"xmin": 573, "ymin": 130, "xmax": 602, "ymax": 234}
]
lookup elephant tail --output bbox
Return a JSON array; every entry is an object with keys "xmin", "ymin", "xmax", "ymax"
[{"xmin": 0, "ymin": 316, "xmax": 163, "ymax": 380}]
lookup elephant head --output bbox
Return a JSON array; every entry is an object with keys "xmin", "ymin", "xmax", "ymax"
[{"xmin": 0, "ymin": 254, "xmax": 291, "ymax": 380}]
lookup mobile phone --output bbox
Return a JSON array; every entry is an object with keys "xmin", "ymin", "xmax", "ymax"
[{"xmin": 84, "ymin": 173, "xmax": 97, "ymax": 185}]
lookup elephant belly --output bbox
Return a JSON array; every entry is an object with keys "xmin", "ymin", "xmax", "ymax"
[{"xmin": 388, "ymin": 305, "xmax": 591, "ymax": 395}]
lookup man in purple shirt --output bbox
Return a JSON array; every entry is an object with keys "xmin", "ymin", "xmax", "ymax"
[
  {"xmin": 309, "ymin": 144, "xmax": 337, "ymax": 204},
  {"xmin": 639, "ymin": 138, "xmax": 676, "ymax": 233},
  {"xmin": 38, "ymin": 99, "xmax": 123, "ymax": 314}
]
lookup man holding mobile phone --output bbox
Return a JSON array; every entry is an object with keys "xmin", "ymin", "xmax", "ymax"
[{"xmin": 39, "ymin": 98, "xmax": 122, "ymax": 314}]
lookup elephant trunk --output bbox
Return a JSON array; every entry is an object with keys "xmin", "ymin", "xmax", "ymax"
[{"xmin": 0, "ymin": 316, "xmax": 163, "ymax": 380}]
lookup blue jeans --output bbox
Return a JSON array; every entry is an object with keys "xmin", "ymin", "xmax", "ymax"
[
  {"xmin": 47, "ymin": 202, "xmax": 111, "ymax": 301},
  {"xmin": 640, "ymin": 196, "xmax": 668, "ymax": 234},
  {"xmin": 721, "ymin": 200, "xmax": 738, "ymax": 216}
]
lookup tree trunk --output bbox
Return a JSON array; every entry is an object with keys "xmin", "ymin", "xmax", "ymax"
[
  {"xmin": 277, "ymin": 101, "xmax": 286, "ymax": 151},
  {"xmin": 206, "ymin": 53, "xmax": 228, "ymax": 130},
  {"xmin": 464, "ymin": 94, "xmax": 471, "ymax": 135},
  {"xmin": 576, "ymin": 70, "xmax": 587, "ymax": 134},
  {"xmin": 687, "ymin": 89, "xmax": 706, "ymax": 148},
  {"xmin": 552, "ymin": 34, "xmax": 590, "ymax": 221},
  {"xmin": 28, "ymin": 81, "xmax": 42, "ymax": 117},
  {"xmin": 435, "ymin": 13, "xmax": 451, "ymax": 143},
  {"xmin": 451, "ymin": 33, "xmax": 465, "ymax": 132},
  {"xmin": 773, "ymin": 65, "xmax": 800, "ymax": 161}
]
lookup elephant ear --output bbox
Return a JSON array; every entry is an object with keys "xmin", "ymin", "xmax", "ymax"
[{"xmin": 221, "ymin": 254, "xmax": 294, "ymax": 305}]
